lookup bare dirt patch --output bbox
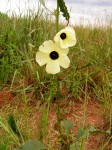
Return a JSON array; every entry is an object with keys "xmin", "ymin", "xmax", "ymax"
[
  {"xmin": 0, "ymin": 91, "xmax": 14, "ymax": 107},
  {"xmin": 28, "ymin": 98, "xmax": 105, "ymax": 149},
  {"xmin": 0, "ymin": 93, "xmax": 107, "ymax": 150}
]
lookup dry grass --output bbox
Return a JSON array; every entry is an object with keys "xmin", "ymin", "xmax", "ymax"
[{"xmin": 0, "ymin": 91, "xmax": 106, "ymax": 149}]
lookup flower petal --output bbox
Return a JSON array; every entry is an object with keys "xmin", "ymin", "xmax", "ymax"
[
  {"xmin": 39, "ymin": 40, "xmax": 55, "ymax": 53},
  {"xmin": 65, "ymin": 26, "xmax": 75, "ymax": 32},
  {"xmin": 54, "ymin": 29, "xmax": 66, "ymax": 43},
  {"xmin": 60, "ymin": 47, "xmax": 69, "ymax": 55},
  {"xmin": 46, "ymin": 60, "xmax": 60, "ymax": 74},
  {"xmin": 66, "ymin": 31, "xmax": 77, "ymax": 45},
  {"xmin": 36, "ymin": 51, "xmax": 49, "ymax": 66},
  {"xmin": 55, "ymin": 43, "xmax": 69, "ymax": 55},
  {"xmin": 60, "ymin": 40, "xmax": 70, "ymax": 49},
  {"xmin": 54, "ymin": 32, "xmax": 61, "ymax": 43},
  {"xmin": 59, "ymin": 55, "xmax": 70, "ymax": 69},
  {"xmin": 54, "ymin": 26, "xmax": 76, "ymax": 48}
]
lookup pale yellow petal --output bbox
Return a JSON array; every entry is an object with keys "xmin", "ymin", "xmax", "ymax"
[
  {"xmin": 36, "ymin": 51, "xmax": 49, "ymax": 66},
  {"xmin": 59, "ymin": 47, "xmax": 69, "ymax": 55},
  {"xmin": 59, "ymin": 55, "xmax": 70, "ymax": 68},
  {"xmin": 54, "ymin": 32, "xmax": 61, "ymax": 43},
  {"xmin": 54, "ymin": 28, "xmax": 65, "ymax": 43},
  {"xmin": 65, "ymin": 26, "xmax": 75, "ymax": 32},
  {"xmin": 46, "ymin": 60, "xmax": 60, "ymax": 74},
  {"xmin": 60, "ymin": 40, "xmax": 70, "ymax": 49},
  {"xmin": 55, "ymin": 42, "xmax": 69, "ymax": 55},
  {"xmin": 66, "ymin": 37, "xmax": 77, "ymax": 47},
  {"xmin": 67, "ymin": 31, "xmax": 76, "ymax": 43},
  {"xmin": 39, "ymin": 40, "xmax": 54, "ymax": 53},
  {"xmin": 65, "ymin": 27, "xmax": 77, "ymax": 46},
  {"xmin": 54, "ymin": 26, "xmax": 76, "ymax": 48},
  {"xmin": 59, "ymin": 33, "xmax": 76, "ymax": 48}
]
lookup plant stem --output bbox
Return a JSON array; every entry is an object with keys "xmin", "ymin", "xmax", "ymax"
[
  {"xmin": 55, "ymin": 74, "xmax": 62, "ymax": 138},
  {"xmin": 80, "ymin": 73, "xmax": 88, "ymax": 150},
  {"xmin": 56, "ymin": 0, "xmax": 59, "ymax": 32},
  {"xmin": 23, "ymin": 82, "xmax": 30, "ymax": 140}
]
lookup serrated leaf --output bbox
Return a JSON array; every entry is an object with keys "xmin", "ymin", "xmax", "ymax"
[
  {"xmin": 39, "ymin": 0, "xmax": 46, "ymax": 6},
  {"xmin": 14, "ymin": 140, "xmax": 46, "ymax": 150},
  {"xmin": 61, "ymin": 119, "xmax": 74, "ymax": 133},
  {"xmin": 57, "ymin": 0, "xmax": 70, "ymax": 22}
]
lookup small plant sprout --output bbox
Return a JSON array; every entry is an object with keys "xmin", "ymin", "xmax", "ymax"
[
  {"xmin": 54, "ymin": 26, "xmax": 77, "ymax": 49},
  {"xmin": 36, "ymin": 40, "xmax": 70, "ymax": 74}
]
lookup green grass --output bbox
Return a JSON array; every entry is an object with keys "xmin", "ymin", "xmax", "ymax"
[{"xmin": 0, "ymin": 7, "xmax": 112, "ymax": 150}]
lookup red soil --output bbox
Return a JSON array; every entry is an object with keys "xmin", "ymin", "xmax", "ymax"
[
  {"xmin": 0, "ymin": 91, "xmax": 13, "ymax": 107},
  {"xmin": 29, "ymin": 99, "xmax": 105, "ymax": 149}
]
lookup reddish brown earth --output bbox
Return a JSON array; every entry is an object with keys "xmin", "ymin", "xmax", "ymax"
[
  {"xmin": 0, "ymin": 91, "xmax": 14, "ymax": 107},
  {"xmin": 29, "ymin": 99, "xmax": 105, "ymax": 149},
  {"xmin": 0, "ymin": 91, "xmax": 107, "ymax": 149}
]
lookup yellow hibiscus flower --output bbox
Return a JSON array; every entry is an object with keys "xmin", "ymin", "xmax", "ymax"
[
  {"xmin": 36, "ymin": 40, "xmax": 70, "ymax": 74},
  {"xmin": 54, "ymin": 26, "xmax": 77, "ymax": 49}
]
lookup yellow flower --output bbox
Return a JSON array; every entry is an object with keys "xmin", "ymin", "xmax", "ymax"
[
  {"xmin": 36, "ymin": 40, "xmax": 70, "ymax": 74},
  {"xmin": 54, "ymin": 26, "xmax": 77, "ymax": 49}
]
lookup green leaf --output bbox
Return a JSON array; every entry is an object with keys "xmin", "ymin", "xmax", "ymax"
[
  {"xmin": 0, "ymin": 136, "xmax": 10, "ymax": 150},
  {"xmin": 89, "ymin": 125, "xmax": 97, "ymax": 132},
  {"xmin": 0, "ymin": 145, "xmax": 7, "ymax": 150},
  {"xmin": 61, "ymin": 119, "xmax": 74, "ymax": 133},
  {"xmin": 84, "ymin": 128, "xmax": 90, "ymax": 139},
  {"xmin": 77, "ymin": 128, "xmax": 85, "ymax": 139},
  {"xmin": 106, "ymin": 130, "xmax": 111, "ymax": 134},
  {"xmin": 15, "ymin": 140, "xmax": 46, "ymax": 150},
  {"xmin": 57, "ymin": 0, "xmax": 70, "ymax": 22},
  {"xmin": 77, "ymin": 128, "xmax": 91, "ymax": 139},
  {"xmin": 70, "ymin": 141, "xmax": 79, "ymax": 150},
  {"xmin": 8, "ymin": 114, "xmax": 21, "ymax": 137},
  {"xmin": 39, "ymin": 0, "xmax": 46, "ymax": 6}
]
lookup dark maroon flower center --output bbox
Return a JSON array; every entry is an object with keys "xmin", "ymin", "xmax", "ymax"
[
  {"xmin": 50, "ymin": 51, "xmax": 59, "ymax": 60},
  {"xmin": 60, "ymin": 33, "xmax": 66, "ymax": 40}
]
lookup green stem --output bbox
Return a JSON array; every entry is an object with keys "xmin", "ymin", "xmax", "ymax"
[
  {"xmin": 80, "ymin": 74, "xmax": 88, "ymax": 150},
  {"xmin": 56, "ymin": 0, "xmax": 59, "ymax": 32},
  {"xmin": 57, "ymin": 76, "xmax": 60, "ymax": 97},
  {"xmin": 23, "ymin": 84, "xmax": 30, "ymax": 140},
  {"xmin": 55, "ymin": 75, "xmax": 62, "ymax": 135}
]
